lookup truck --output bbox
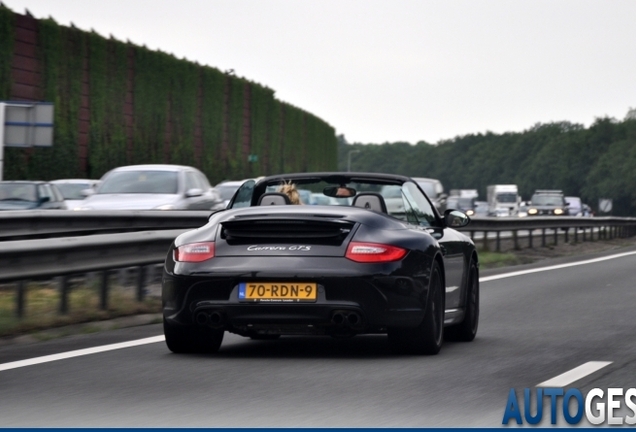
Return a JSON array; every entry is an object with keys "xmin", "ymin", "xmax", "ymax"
[
  {"xmin": 449, "ymin": 189, "xmax": 479, "ymax": 199},
  {"xmin": 486, "ymin": 184, "xmax": 520, "ymax": 217}
]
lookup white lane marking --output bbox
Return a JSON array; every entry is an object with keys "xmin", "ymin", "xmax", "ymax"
[
  {"xmin": 479, "ymin": 250, "xmax": 636, "ymax": 282},
  {"xmin": 0, "ymin": 335, "xmax": 165, "ymax": 373},
  {"xmin": 537, "ymin": 361, "xmax": 613, "ymax": 388}
]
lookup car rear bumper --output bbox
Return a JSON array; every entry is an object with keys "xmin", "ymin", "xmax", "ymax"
[{"xmin": 163, "ymin": 269, "xmax": 430, "ymax": 336}]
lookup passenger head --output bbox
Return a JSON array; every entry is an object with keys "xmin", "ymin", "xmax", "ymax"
[{"xmin": 278, "ymin": 182, "xmax": 302, "ymax": 205}]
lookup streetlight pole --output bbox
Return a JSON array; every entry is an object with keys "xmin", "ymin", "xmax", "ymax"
[{"xmin": 347, "ymin": 150, "xmax": 360, "ymax": 172}]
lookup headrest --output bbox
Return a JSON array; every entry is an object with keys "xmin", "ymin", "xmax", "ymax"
[
  {"xmin": 352, "ymin": 192, "xmax": 388, "ymax": 213},
  {"xmin": 258, "ymin": 192, "xmax": 291, "ymax": 206}
]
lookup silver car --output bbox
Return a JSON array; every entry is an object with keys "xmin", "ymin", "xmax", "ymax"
[
  {"xmin": 50, "ymin": 178, "xmax": 100, "ymax": 211},
  {"xmin": 77, "ymin": 164, "xmax": 224, "ymax": 211}
]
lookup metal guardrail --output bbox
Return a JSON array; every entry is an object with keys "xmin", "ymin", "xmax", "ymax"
[
  {"xmin": 0, "ymin": 209, "xmax": 211, "ymax": 240},
  {"xmin": 1, "ymin": 212, "xmax": 635, "ymax": 318},
  {"xmin": 458, "ymin": 216, "xmax": 636, "ymax": 251},
  {"xmin": 0, "ymin": 229, "xmax": 189, "ymax": 318},
  {"xmin": 0, "ymin": 229, "xmax": 187, "ymax": 282}
]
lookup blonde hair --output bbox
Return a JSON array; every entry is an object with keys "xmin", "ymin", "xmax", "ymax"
[{"xmin": 278, "ymin": 182, "xmax": 302, "ymax": 205}]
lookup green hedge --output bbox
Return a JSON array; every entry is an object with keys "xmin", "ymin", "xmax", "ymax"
[
  {"xmin": 2, "ymin": 7, "xmax": 337, "ymax": 182},
  {"xmin": 0, "ymin": 5, "xmax": 13, "ymax": 99}
]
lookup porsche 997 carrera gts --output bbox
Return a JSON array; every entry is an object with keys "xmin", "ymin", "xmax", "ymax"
[{"xmin": 162, "ymin": 172, "xmax": 479, "ymax": 355}]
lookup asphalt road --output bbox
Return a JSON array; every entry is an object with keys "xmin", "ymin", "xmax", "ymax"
[{"xmin": 1, "ymin": 247, "xmax": 635, "ymax": 427}]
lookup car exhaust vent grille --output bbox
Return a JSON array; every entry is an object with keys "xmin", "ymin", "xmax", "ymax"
[{"xmin": 221, "ymin": 219, "xmax": 355, "ymax": 245}]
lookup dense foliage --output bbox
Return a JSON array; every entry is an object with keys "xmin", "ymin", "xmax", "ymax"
[
  {"xmin": 339, "ymin": 117, "xmax": 636, "ymax": 216},
  {"xmin": 1, "ymin": 10, "xmax": 337, "ymax": 183},
  {"xmin": 0, "ymin": 5, "xmax": 13, "ymax": 99}
]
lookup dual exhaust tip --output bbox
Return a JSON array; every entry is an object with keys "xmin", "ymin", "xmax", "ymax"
[
  {"xmin": 195, "ymin": 311, "xmax": 224, "ymax": 327},
  {"xmin": 331, "ymin": 310, "xmax": 362, "ymax": 327}
]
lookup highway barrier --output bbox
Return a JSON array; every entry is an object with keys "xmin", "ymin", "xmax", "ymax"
[
  {"xmin": 1, "ymin": 211, "xmax": 635, "ymax": 318},
  {"xmin": 460, "ymin": 216, "xmax": 636, "ymax": 252}
]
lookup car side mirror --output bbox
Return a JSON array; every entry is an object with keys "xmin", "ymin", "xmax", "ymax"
[
  {"xmin": 444, "ymin": 209, "xmax": 470, "ymax": 228},
  {"xmin": 81, "ymin": 188, "xmax": 95, "ymax": 197},
  {"xmin": 39, "ymin": 196, "xmax": 50, "ymax": 204},
  {"xmin": 185, "ymin": 188, "xmax": 203, "ymax": 198}
]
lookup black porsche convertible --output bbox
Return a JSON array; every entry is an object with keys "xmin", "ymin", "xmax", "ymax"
[{"xmin": 162, "ymin": 172, "xmax": 479, "ymax": 355}]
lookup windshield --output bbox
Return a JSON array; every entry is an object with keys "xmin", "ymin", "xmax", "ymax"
[
  {"xmin": 380, "ymin": 185, "xmax": 402, "ymax": 198},
  {"xmin": 531, "ymin": 195, "xmax": 564, "ymax": 206},
  {"xmin": 246, "ymin": 177, "xmax": 438, "ymax": 226},
  {"xmin": 496, "ymin": 193, "xmax": 517, "ymax": 203},
  {"xmin": 0, "ymin": 183, "xmax": 37, "ymax": 201},
  {"xmin": 99, "ymin": 171, "xmax": 179, "ymax": 194},
  {"xmin": 458, "ymin": 197, "xmax": 474, "ymax": 208},
  {"xmin": 55, "ymin": 183, "xmax": 91, "ymax": 200}
]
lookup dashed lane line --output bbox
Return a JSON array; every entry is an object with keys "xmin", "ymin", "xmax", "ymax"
[
  {"xmin": 480, "ymin": 250, "xmax": 636, "ymax": 283},
  {"xmin": 0, "ymin": 335, "xmax": 165, "ymax": 373},
  {"xmin": 537, "ymin": 361, "xmax": 613, "ymax": 388}
]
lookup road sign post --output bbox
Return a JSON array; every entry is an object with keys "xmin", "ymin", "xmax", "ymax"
[
  {"xmin": 598, "ymin": 198, "xmax": 613, "ymax": 214},
  {"xmin": 1, "ymin": 101, "xmax": 54, "ymax": 181}
]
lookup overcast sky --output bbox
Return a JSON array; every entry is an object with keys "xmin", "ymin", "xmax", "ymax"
[{"xmin": 4, "ymin": 0, "xmax": 636, "ymax": 144}]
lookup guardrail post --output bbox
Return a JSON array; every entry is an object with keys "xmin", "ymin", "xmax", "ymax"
[
  {"xmin": 16, "ymin": 281, "xmax": 26, "ymax": 318},
  {"xmin": 137, "ymin": 266, "xmax": 146, "ymax": 302},
  {"xmin": 512, "ymin": 230, "xmax": 519, "ymax": 250},
  {"xmin": 541, "ymin": 229, "xmax": 546, "ymax": 247},
  {"xmin": 59, "ymin": 276, "xmax": 70, "ymax": 314},
  {"xmin": 482, "ymin": 231, "xmax": 489, "ymax": 251},
  {"xmin": 496, "ymin": 231, "xmax": 501, "ymax": 252},
  {"xmin": 582, "ymin": 228, "xmax": 587, "ymax": 242},
  {"xmin": 564, "ymin": 227, "xmax": 569, "ymax": 243},
  {"xmin": 528, "ymin": 229, "xmax": 533, "ymax": 248},
  {"xmin": 553, "ymin": 228, "xmax": 558, "ymax": 246},
  {"xmin": 100, "ymin": 270, "xmax": 109, "ymax": 310}
]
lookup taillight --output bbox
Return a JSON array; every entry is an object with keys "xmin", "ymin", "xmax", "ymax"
[
  {"xmin": 345, "ymin": 242, "xmax": 407, "ymax": 263},
  {"xmin": 174, "ymin": 242, "xmax": 215, "ymax": 262}
]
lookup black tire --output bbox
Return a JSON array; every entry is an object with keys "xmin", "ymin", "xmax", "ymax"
[
  {"xmin": 388, "ymin": 261, "xmax": 444, "ymax": 355},
  {"xmin": 163, "ymin": 318, "xmax": 224, "ymax": 354},
  {"xmin": 445, "ymin": 260, "xmax": 479, "ymax": 342}
]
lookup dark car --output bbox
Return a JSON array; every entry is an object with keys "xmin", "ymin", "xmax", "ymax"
[
  {"xmin": 162, "ymin": 172, "xmax": 479, "ymax": 355},
  {"xmin": 527, "ymin": 189, "xmax": 569, "ymax": 216},
  {"xmin": 446, "ymin": 195, "xmax": 476, "ymax": 216},
  {"xmin": 0, "ymin": 181, "xmax": 67, "ymax": 210}
]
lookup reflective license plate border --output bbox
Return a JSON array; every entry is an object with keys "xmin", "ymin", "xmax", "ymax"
[{"xmin": 238, "ymin": 282, "xmax": 317, "ymax": 303}]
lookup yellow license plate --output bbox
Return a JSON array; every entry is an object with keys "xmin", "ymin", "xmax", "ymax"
[{"xmin": 238, "ymin": 282, "xmax": 317, "ymax": 302}]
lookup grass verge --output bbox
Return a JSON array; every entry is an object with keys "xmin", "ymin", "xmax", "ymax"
[
  {"xmin": 476, "ymin": 250, "xmax": 537, "ymax": 269},
  {"xmin": 0, "ymin": 279, "xmax": 161, "ymax": 339}
]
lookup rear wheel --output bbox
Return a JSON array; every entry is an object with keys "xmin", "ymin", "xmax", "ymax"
[
  {"xmin": 445, "ymin": 260, "xmax": 479, "ymax": 342},
  {"xmin": 388, "ymin": 261, "xmax": 444, "ymax": 355},
  {"xmin": 163, "ymin": 318, "xmax": 224, "ymax": 354}
]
